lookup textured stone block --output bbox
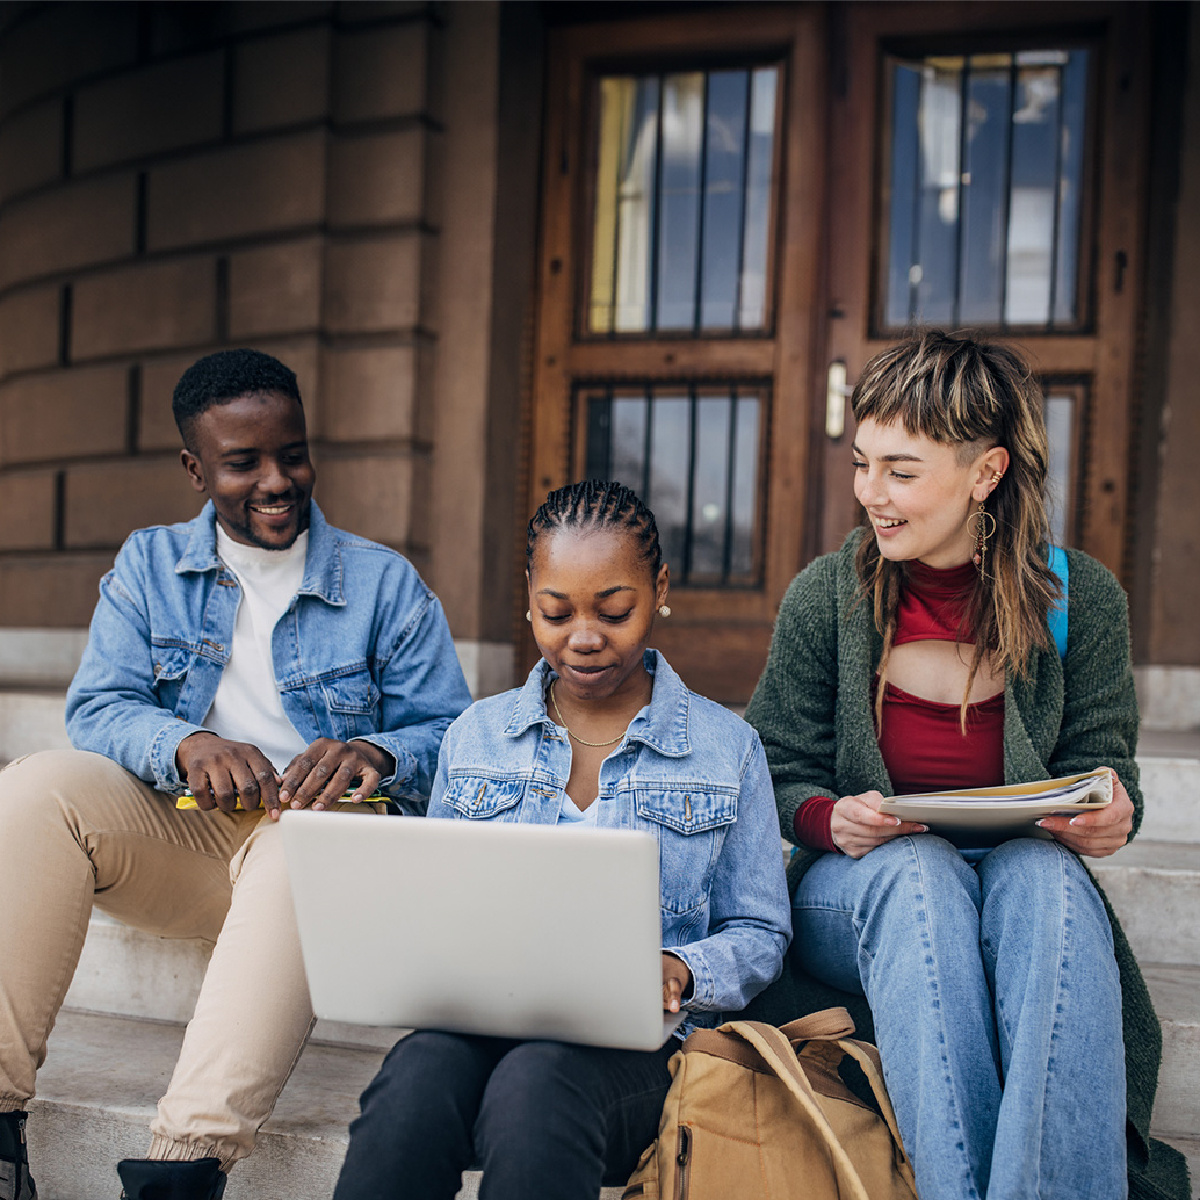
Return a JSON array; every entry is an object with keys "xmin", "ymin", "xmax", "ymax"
[
  {"xmin": 234, "ymin": 26, "xmax": 331, "ymax": 135},
  {"xmin": 319, "ymin": 345, "xmax": 418, "ymax": 442},
  {"xmin": 0, "ymin": 98, "xmax": 62, "ymax": 205},
  {"xmin": 0, "ymin": 553, "xmax": 113, "ymax": 627},
  {"xmin": 73, "ymin": 52, "xmax": 224, "ymax": 173},
  {"xmin": 0, "ymin": 468, "xmax": 56, "ymax": 550},
  {"xmin": 323, "ymin": 234, "xmax": 423, "ymax": 333},
  {"xmin": 333, "ymin": 23, "xmax": 429, "ymax": 124},
  {"xmin": 0, "ymin": 175, "xmax": 135, "ymax": 291},
  {"xmin": 0, "ymin": 365, "xmax": 128, "ymax": 465},
  {"xmin": 63, "ymin": 457, "xmax": 202, "ymax": 549},
  {"xmin": 72, "ymin": 259, "xmax": 216, "ymax": 360},
  {"xmin": 139, "ymin": 354, "xmax": 197, "ymax": 453},
  {"xmin": 315, "ymin": 452, "xmax": 418, "ymax": 546},
  {"xmin": 327, "ymin": 128, "xmax": 425, "ymax": 228},
  {"xmin": 228, "ymin": 238, "xmax": 322, "ymax": 340},
  {"xmin": 147, "ymin": 131, "xmax": 325, "ymax": 250},
  {"xmin": 0, "ymin": 286, "xmax": 61, "ymax": 380},
  {"xmin": 0, "ymin": 5, "xmax": 138, "ymax": 118}
]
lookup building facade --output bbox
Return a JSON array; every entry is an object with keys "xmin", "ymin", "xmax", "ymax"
[{"xmin": 0, "ymin": 0, "xmax": 1197, "ymax": 715}]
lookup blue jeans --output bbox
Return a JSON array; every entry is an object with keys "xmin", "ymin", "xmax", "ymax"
[
  {"xmin": 332, "ymin": 1031, "xmax": 675, "ymax": 1200},
  {"xmin": 793, "ymin": 836, "xmax": 1126, "ymax": 1200}
]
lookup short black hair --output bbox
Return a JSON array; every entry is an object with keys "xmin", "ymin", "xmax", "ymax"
[
  {"xmin": 172, "ymin": 348, "xmax": 302, "ymax": 447},
  {"xmin": 526, "ymin": 480, "xmax": 663, "ymax": 578}
]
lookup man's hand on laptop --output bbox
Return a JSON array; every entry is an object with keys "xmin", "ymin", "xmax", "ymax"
[
  {"xmin": 278, "ymin": 738, "xmax": 395, "ymax": 815},
  {"xmin": 176, "ymin": 732, "xmax": 281, "ymax": 815},
  {"xmin": 661, "ymin": 953, "xmax": 693, "ymax": 1014}
]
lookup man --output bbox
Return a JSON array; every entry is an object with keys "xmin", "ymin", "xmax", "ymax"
[{"xmin": 0, "ymin": 350, "xmax": 471, "ymax": 1200}]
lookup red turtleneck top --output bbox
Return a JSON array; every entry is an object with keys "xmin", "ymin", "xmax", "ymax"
[{"xmin": 794, "ymin": 560, "xmax": 1005, "ymax": 853}]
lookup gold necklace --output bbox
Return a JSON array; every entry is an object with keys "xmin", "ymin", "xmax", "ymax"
[{"xmin": 548, "ymin": 681, "xmax": 626, "ymax": 747}]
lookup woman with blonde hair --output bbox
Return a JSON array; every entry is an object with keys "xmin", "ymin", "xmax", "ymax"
[{"xmin": 746, "ymin": 331, "xmax": 1187, "ymax": 1200}]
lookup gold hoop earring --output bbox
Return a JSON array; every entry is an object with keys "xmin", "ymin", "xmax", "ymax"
[
  {"xmin": 658, "ymin": 605, "xmax": 671, "ymax": 618},
  {"xmin": 525, "ymin": 609, "xmax": 532, "ymax": 623},
  {"xmin": 968, "ymin": 505, "xmax": 997, "ymax": 576}
]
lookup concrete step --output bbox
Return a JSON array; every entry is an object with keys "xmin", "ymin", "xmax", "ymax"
[
  {"xmin": 1145, "ymin": 964, "xmax": 1200, "ymax": 1146},
  {"xmin": 1092, "ymin": 840, "xmax": 1200, "ymax": 966},
  {"xmin": 1137, "ymin": 753, "xmax": 1200, "ymax": 842},
  {"xmin": 0, "ymin": 688, "xmax": 70, "ymax": 760},
  {"xmin": 28, "ymin": 1009, "xmax": 626, "ymax": 1200}
]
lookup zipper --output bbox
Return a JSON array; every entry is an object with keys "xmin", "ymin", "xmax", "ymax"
[{"xmin": 675, "ymin": 1124, "xmax": 692, "ymax": 1200}]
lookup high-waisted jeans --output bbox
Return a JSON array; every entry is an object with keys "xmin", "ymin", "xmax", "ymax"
[
  {"xmin": 793, "ymin": 835, "xmax": 1127, "ymax": 1200},
  {"xmin": 332, "ymin": 1031, "xmax": 676, "ymax": 1200}
]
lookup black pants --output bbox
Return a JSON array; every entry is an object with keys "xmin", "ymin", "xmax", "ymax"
[{"xmin": 332, "ymin": 1030, "xmax": 676, "ymax": 1200}]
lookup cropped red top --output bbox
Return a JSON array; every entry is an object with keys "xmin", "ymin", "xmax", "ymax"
[{"xmin": 794, "ymin": 560, "xmax": 1005, "ymax": 853}]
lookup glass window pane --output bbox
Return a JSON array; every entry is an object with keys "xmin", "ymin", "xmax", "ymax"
[
  {"xmin": 657, "ymin": 73, "xmax": 705, "ymax": 331},
  {"xmin": 699, "ymin": 71, "xmax": 748, "ymax": 330},
  {"xmin": 589, "ymin": 80, "xmax": 626, "ymax": 334},
  {"xmin": 1006, "ymin": 64, "xmax": 1061, "ymax": 324},
  {"xmin": 739, "ymin": 67, "xmax": 778, "ymax": 328},
  {"xmin": 610, "ymin": 393, "xmax": 649, "ymax": 496},
  {"xmin": 689, "ymin": 394, "xmax": 732, "ymax": 580},
  {"xmin": 729, "ymin": 395, "xmax": 760, "ymax": 577},
  {"xmin": 882, "ymin": 46, "xmax": 1090, "ymax": 332},
  {"xmin": 958, "ymin": 57, "xmax": 1011, "ymax": 324},
  {"xmin": 648, "ymin": 395, "xmax": 691, "ymax": 571},
  {"xmin": 1054, "ymin": 51, "xmax": 1088, "ymax": 324},
  {"xmin": 614, "ymin": 77, "xmax": 660, "ymax": 333},
  {"xmin": 1044, "ymin": 391, "xmax": 1074, "ymax": 545},
  {"xmin": 886, "ymin": 63, "xmax": 922, "ymax": 326},
  {"xmin": 914, "ymin": 60, "xmax": 962, "ymax": 325},
  {"xmin": 585, "ymin": 393, "xmax": 612, "ymax": 480}
]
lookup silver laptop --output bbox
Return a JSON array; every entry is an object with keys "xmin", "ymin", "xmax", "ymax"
[{"xmin": 281, "ymin": 810, "xmax": 685, "ymax": 1052}]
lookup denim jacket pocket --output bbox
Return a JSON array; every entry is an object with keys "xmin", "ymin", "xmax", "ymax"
[
  {"xmin": 321, "ymin": 667, "xmax": 381, "ymax": 740},
  {"xmin": 635, "ymin": 787, "xmax": 737, "ymax": 921},
  {"xmin": 149, "ymin": 644, "xmax": 195, "ymax": 715},
  {"xmin": 442, "ymin": 774, "xmax": 525, "ymax": 820}
]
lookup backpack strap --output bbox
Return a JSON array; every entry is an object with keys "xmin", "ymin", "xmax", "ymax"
[
  {"xmin": 1047, "ymin": 545, "xmax": 1069, "ymax": 660},
  {"xmin": 724, "ymin": 1021, "xmax": 874, "ymax": 1200},
  {"xmin": 831, "ymin": 1038, "xmax": 918, "ymax": 1190}
]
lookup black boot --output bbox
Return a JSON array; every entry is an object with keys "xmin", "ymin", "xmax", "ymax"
[
  {"xmin": 116, "ymin": 1158, "xmax": 226, "ymax": 1200},
  {"xmin": 0, "ymin": 1110, "xmax": 35, "ymax": 1200}
]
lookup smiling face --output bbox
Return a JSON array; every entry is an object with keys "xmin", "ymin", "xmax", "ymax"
[
  {"xmin": 181, "ymin": 391, "xmax": 315, "ymax": 550},
  {"xmin": 852, "ymin": 417, "xmax": 1009, "ymax": 569},
  {"xmin": 527, "ymin": 527, "xmax": 669, "ymax": 707}
]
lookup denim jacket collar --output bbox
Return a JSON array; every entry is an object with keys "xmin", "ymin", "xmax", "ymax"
[
  {"xmin": 174, "ymin": 500, "xmax": 346, "ymax": 606},
  {"xmin": 504, "ymin": 649, "xmax": 691, "ymax": 758}
]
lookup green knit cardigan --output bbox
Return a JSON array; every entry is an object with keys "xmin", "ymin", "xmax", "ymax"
[{"xmin": 742, "ymin": 530, "xmax": 1189, "ymax": 1200}]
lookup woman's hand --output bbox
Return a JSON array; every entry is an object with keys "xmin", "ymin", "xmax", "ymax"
[
  {"xmin": 831, "ymin": 791, "xmax": 928, "ymax": 859},
  {"xmin": 661, "ymin": 953, "xmax": 693, "ymax": 1014},
  {"xmin": 1037, "ymin": 770, "xmax": 1133, "ymax": 858}
]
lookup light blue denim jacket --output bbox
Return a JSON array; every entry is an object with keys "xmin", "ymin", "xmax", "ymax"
[
  {"xmin": 427, "ymin": 651, "xmax": 791, "ymax": 1030},
  {"xmin": 65, "ymin": 500, "xmax": 471, "ymax": 802}
]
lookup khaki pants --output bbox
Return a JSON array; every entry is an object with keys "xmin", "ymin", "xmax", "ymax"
[{"xmin": 0, "ymin": 748, "xmax": 354, "ymax": 1170}]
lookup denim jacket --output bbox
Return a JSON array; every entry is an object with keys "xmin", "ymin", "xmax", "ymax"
[
  {"xmin": 66, "ymin": 501, "xmax": 471, "ymax": 802},
  {"xmin": 427, "ymin": 651, "xmax": 791, "ymax": 1029}
]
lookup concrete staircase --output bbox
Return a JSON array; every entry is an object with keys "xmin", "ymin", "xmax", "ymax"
[{"xmin": 0, "ymin": 639, "xmax": 1196, "ymax": 1198}]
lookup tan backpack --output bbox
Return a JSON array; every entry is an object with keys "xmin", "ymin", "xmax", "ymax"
[{"xmin": 622, "ymin": 1008, "xmax": 918, "ymax": 1200}]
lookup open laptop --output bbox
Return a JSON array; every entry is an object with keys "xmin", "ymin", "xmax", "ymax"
[{"xmin": 281, "ymin": 810, "xmax": 685, "ymax": 1052}]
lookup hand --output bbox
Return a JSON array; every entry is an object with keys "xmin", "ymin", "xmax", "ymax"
[
  {"xmin": 830, "ymin": 790, "xmax": 929, "ymax": 859},
  {"xmin": 277, "ymin": 738, "xmax": 395, "ymax": 818},
  {"xmin": 661, "ymin": 953, "xmax": 693, "ymax": 1014},
  {"xmin": 1037, "ymin": 770, "xmax": 1134, "ymax": 858},
  {"xmin": 176, "ymin": 732, "xmax": 280, "ymax": 815}
]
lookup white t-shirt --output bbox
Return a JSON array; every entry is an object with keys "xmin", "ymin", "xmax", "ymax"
[{"xmin": 202, "ymin": 527, "xmax": 309, "ymax": 774}]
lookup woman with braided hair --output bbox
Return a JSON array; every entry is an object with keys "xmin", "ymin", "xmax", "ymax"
[{"xmin": 333, "ymin": 480, "xmax": 791, "ymax": 1200}]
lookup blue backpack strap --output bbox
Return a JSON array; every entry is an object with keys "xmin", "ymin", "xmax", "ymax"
[{"xmin": 1046, "ymin": 545, "xmax": 1069, "ymax": 660}]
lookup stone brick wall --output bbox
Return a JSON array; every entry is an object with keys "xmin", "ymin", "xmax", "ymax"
[{"xmin": 0, "ymin": 0, "xmax": 460, "ymax": 627}]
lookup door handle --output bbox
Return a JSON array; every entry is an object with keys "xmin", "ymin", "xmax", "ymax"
[{"xmin": 826, "ymin": 360, "xmax": 850, "ymax": 439}]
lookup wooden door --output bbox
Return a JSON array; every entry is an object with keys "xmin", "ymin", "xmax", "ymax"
[
  {"xmin": 816, "ymin": 2, "xmax": 1150, "ymax": 578},
  {"xmin": 528, "ymin": 6, "xmax": 828, "ymax": 702}
]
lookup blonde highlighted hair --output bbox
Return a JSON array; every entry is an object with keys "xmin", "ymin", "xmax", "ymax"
[{"xmin": 850, "ymin": 330, "xmax": 1061, "ymax": 729}]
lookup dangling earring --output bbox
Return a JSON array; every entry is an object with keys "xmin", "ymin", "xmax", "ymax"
[
  {"xmin": 968, "ymin": 504, "xmax": 997, "ymax": 576},
  {"xmin": 657, "ymin": 605, "xmax": 671, "ymax": 618}
]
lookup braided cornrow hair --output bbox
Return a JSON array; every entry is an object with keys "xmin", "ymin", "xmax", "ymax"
[{"xmin": 526, "ymin": 480, "xmax": 663, "ymax": 578}]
